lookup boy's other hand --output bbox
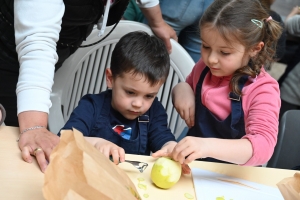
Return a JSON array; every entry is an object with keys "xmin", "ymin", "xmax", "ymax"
[
  {"xmin": 152, "ymin": 141, "xmax": 177, "ymax": 158},
  {"xmin": 87, "ymin": 137, "xmax": 125, "ymax": 164}
]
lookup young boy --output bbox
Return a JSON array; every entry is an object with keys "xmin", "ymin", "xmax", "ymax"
[{"xmin": 60, "ymin": 31, "xmax": 177, "ymax": 164}]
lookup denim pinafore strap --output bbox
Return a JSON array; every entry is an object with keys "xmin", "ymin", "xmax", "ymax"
[
  {"xmin": 92, "ymin": 92, "xmax": 150, "ymax": 155},
  {"xmin": 187, "ymin": 67, "xmax": 248, "ymax": 163}
]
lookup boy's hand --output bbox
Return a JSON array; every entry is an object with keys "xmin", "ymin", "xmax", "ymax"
[
  {"xmin": 152, "ymin": 141, "xmax": 177, "ymax": 158},
  {"xmin": 172, "ymin": 82, "xmax": 195, "ymax": 128},
  {"xmin": 86, "ymin": 137, "xmax": 125, "ymax": 164},
  {"xmin": 172, "ymin": 136, "xmax": 208, "ymax": 164}
]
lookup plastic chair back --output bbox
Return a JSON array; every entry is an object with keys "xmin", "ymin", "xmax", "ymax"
[
  {"xmin": 267, "ymin": 110, "xmax": 300, "ymax": 169},
  {"xmin": 49, "ymin": 21, "xmax": 195, "ymax": 138}
]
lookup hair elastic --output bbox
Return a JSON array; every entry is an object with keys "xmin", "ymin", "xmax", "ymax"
[
  {"xmin": 266, "ymin": 16, "xmax": 273, "ymax": 22},
  {"xmin": 248, "ymin": 75, "xmax": 257, "ymax": 83},
  {"xmin": 251, "ymin": 19, "xmax": 263, "ymax": 28}
]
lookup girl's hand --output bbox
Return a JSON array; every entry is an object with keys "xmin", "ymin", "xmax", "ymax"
[
  {"xmin": 181, "ymin": 163, "xmax": 191, "ymax": 175},
  {"xmin": 172, "ymin": 82, "xmax": 195, "ymax": 128},
  {"xmin": 152, "ymin": 141, "xmax": 177, "ymax": 158},
  {"xmin": 172, "ymin": 136, "xmax": 209, "ymax": 164},
  {"xmin": 87, "ymin": 137, "xmax": 125, "ymax": 164},
  {"xmin": 152, "ymin": 141, "xmax": 191, "ymax": 174}
]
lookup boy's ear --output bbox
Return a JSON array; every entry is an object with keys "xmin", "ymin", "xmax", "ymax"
[
  {"xmin": 106, "ymin": 68, "xmax": 113, "ymax": 88},
  {"xmin": 250, "ymin": 41, "xmax": 264, "ymax": 57}
]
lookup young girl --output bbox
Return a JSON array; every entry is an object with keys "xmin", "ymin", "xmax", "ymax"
[{"xmin": 171, "ymin": 0, "xmax": 282, "ymax": 166}]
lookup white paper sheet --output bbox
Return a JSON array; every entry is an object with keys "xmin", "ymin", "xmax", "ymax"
[{"xmin": 191, "ymin": 168, "xmax": 284, "ymax": 200}]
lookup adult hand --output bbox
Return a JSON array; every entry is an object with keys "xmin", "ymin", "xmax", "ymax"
[
  {"xmin": 286, "ymin": 6, "xmax": 300, "ymax": 22},
  {"xmin": 140, "ymin": 5, "xmax": 178, "ymax": 53},
  {"xmin": 149, "ymin": 21, "xmax": 178, "ymax": 53},
  {"xmin": 18, "ymin": 111, "xmax": 59, "ymax": 173},
  {"xmin": 172, "ymin": 82, "xmax": 195, "ymax": 128},
  {"xmin": 86, "ymin": 137, "xmax": 125, "ymax": 165}
]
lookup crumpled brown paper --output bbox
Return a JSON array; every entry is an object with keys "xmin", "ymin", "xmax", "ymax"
[
  {"xmin": 277, "ymin": 172, "xmax": 300, "ymax": 200},
  {"xmin": 43, "ymin": 128, "xmax": 141, "ymax": 200}
]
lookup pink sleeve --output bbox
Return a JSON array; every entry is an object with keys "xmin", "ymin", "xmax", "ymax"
[
  {"xmin": 186, "ymin": 59, "xmax": 206, "ymax": 92},
  {"xmin": 241, "ymin": 71, "xmax": 280, "ymax": 166}
]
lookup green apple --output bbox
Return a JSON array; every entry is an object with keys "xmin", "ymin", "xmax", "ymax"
[{"xmin": 150, "ymin": 157, "xmax": 182, "ymax": 189}]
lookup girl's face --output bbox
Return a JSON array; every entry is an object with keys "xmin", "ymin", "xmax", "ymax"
[{"xmin": 200, "ymin": 27, "xmax": 250, "ymax": 77}]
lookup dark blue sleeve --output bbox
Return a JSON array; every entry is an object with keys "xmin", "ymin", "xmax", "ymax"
[
  {"xmin": 148, "ymin": 98, "xmax": 176, "ymax": 152},
  {"xmin": 60, "ymin": 94, "xmax": 102, "ymax": 136}
]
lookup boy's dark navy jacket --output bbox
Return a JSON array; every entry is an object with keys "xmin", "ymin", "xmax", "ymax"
[{"xmin": 60, "ymin": 90, "xmax": 176, "ymax": 155}]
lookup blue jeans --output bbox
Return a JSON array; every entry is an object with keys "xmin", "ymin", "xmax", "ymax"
[{"xmin": 159, "ymin": 0, "xmax": 214, "ymax": 62}]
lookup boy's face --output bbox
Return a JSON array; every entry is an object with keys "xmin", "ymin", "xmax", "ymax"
[{"xmin": 106, "ymin": 69, "xmax": 163, "ymax": 120}]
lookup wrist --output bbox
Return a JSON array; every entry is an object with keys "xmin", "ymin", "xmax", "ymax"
[
  {"xmin": 18, "ymin": 111, "xmax": 48, "ymax": 132},
  {"xmin": 20, "ymin": 126, "xmax": 46, "ymax": 134}
]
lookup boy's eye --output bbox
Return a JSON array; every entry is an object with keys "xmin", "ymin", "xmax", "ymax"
[
  {"xmin": 146, "ymin": 95, "xmax": 155, "ymax": 99},
  {"xmin": 221, "ymin": 51, "xmax": 230, "ymax": 55},
  {"xmin": 126, "ymin": 90, "xmax": 135, "ymax": 95},
  {"xmin": 202, "ymin": 45, "xmax": 209, "ymax": 49}
]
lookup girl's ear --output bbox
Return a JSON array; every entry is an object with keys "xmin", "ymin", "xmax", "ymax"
[
  {"xmin": 106, "ymin": 68, "xmax": 113, "ymax": 88},
  {"xmin": 250, "ymin": 41, "xmax": 264, "ymax": 57}
]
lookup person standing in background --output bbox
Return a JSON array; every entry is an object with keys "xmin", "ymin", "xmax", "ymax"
[
  {"xmin": 158, "ymin": 0, "xmax": 214, "ymax": 62},
  {"xmin": 139, "ymin": 0, "xmax": 214, "ymax": 62},
  {"xmin": 277, "ymin": 5, "xmax": 300, "ymax": 86},
  {"xmin": 279, "ymin": 8, "xmax": 300, "ymax": 119}
]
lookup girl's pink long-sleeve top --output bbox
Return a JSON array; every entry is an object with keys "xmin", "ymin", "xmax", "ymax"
[{"xmin": 186, "ymin": 59, "xmax": 280, "ymax": 166}]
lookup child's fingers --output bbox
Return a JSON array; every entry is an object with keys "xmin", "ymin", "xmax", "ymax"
[
  {"xmin": 111, "ymin": 148, "xmax": 121, "ymax": 164},
  {"xmin": 118, "ymin": 148, "xmax": 125, "ymax": 163},
  {"xmin": 172, "ymin": 140, "xmax": 191, "ymax": 164},
  {"xmin": 183, "ymin": 153, "xmax": 198, "ymax": 164},
  {"xmin": 189, "ymin": 107, "xmax": 195, "ymax": 127},
  {"xmin": 101, "ymin": 148, "xmax": 111, "ymax": 159},
  {"xmin": 152, "ymin": 149, "xmax": 170, "ymax": 158},
  {"xmin": 185, "ymin": 118, "xmax": 193, "ymax": 128},
  {"xmin": 181, "ymin": 164, "xmax": 191, "ymax": 174}
]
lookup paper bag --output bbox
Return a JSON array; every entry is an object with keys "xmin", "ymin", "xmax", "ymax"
[
  {"xmin": 277, "ymin": 172, "xmax": 300, "ymax": 200},
  {"xmin": 43, "ymin": 128, "xmax": 141, "ymax": 200}
]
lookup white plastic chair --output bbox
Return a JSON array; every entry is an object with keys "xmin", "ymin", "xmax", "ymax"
[{"xmin": 49, "ymin": 21, "xmax": 195, "ymax": 139}]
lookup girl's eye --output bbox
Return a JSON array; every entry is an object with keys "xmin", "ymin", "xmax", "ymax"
[{"xmin": 202, "ymin": 45, "xmax": 209, "ymax": 49}]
